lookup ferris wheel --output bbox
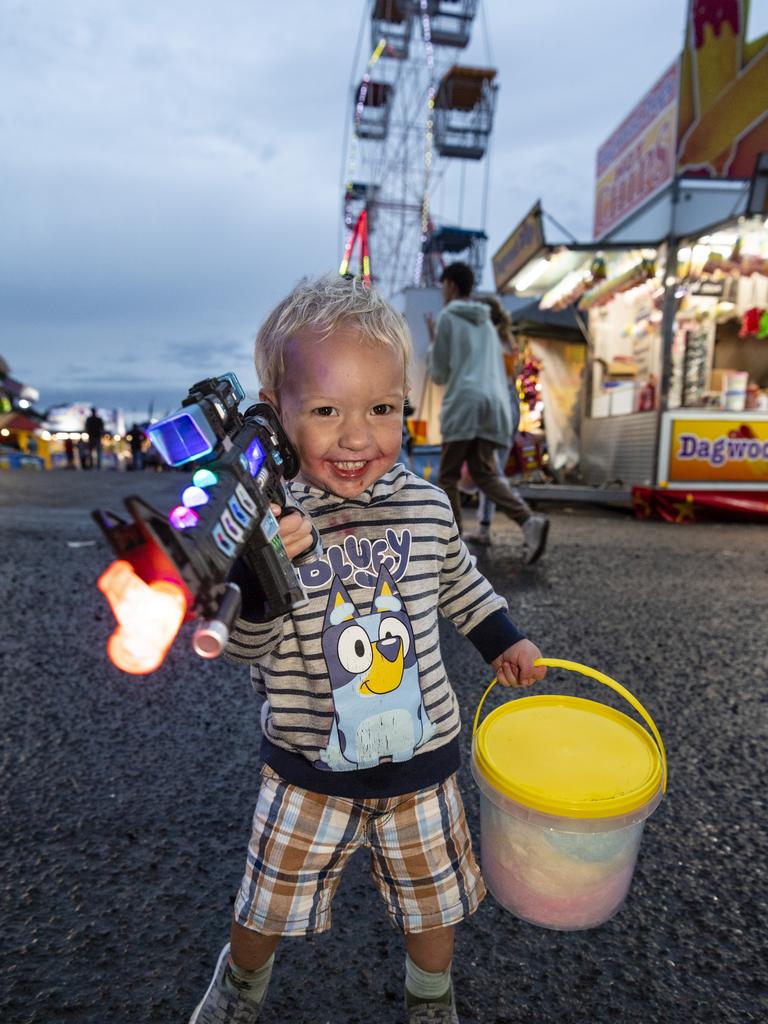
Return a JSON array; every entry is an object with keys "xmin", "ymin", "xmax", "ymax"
[{"xmin": 339, "ymin": 0, "xmax": 499, "ymax": 297}]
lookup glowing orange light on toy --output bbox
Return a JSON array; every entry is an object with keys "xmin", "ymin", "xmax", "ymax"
[{"xmin": 97, "ymin": 560, "xmax": 187, "ymax": 675}]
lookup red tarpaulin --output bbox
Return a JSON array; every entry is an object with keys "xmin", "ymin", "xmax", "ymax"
[{"xmin": 632, "ymin": 487, "xmax": 768, "ymax": 523}]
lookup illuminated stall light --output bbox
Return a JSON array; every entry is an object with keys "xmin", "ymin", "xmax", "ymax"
[
  {"xmin": 579, "ymin": 258, "xmax": 657, "ymax": 311},
  {"xmin": 514, "ymin": 257, "xmax": 550, "ymax": 292}
]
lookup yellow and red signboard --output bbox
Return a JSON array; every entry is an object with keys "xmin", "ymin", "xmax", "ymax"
[
  {"xmin": 594, "ymin": 2, "xmax": 768, "ymax": 238},
  {"xmin": 667, "ymin": 417, "xmax": 768, "ymax": 484},
  {"xmin": 593, "ymin": 62, "xmax": 679, "ymax": 239},
  {"xmin": 677, "ymin": 0, "xmax": 768, "ymax": 178}
]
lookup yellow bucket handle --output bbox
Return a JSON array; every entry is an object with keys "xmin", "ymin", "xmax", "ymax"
[{"xmin": 472, "ymin": 657, "xmax": 667, "ymax": 793}]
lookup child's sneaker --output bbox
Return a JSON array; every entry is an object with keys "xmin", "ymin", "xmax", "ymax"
[
  {"xmin": 405, "ymin": 987, "xmax": 460, "ymax": 1023},
  {"xmin": 189, "ymin": 944, "xmax": 268, "ymax": 1024}
]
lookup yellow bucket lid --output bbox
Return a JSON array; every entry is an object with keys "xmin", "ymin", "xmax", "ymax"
[{"xmin": 473, "ymin": 694, "xmax": 664, "ymax": 818}]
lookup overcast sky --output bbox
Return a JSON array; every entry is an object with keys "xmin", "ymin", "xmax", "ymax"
[{"xmin": 1, "ymin": 0, "xmax": 686, "ymax": 418}]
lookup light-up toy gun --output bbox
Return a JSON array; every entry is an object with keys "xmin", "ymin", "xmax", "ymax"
[{"xmin": 93, "ymin": 372, "xmax": 313, "ymax": 675}]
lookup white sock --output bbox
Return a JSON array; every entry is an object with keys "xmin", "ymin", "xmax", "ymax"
[
  {"xmin": 405, "ymin": 954, "xmax": 452, "ymax": 1004},
  {"xmin": 227, "ymin": 953, "xmax": 274, "ymax": 1002}
]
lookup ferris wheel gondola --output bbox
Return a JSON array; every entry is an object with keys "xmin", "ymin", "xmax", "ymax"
[{"xmin": 339, "ymin": 0, "xmax": 498, "ymax": 296}]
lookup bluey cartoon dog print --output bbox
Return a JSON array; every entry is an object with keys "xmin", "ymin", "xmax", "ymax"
[{"xmin": 317, "ymin": 566, "xmax": 436, "ymax": 770}]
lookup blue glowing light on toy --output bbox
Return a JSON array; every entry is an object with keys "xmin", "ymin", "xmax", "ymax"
[
  {"xmin": 148, "ymin": 408, "xmax": 216, "ymax": 467},
  {"xmin": 245, "ymin": 438, "xmax": 266, "ymax": 476}
]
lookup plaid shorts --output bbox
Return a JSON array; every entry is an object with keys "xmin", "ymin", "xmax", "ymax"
[{"xmin": 233, "ymin": 765, "xmax": 485, "ymax": 936}]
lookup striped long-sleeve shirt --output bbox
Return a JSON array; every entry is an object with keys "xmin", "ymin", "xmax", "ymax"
[{"xmin": 227, "ymin": 464, "xmax": 524, "ymax": 797}]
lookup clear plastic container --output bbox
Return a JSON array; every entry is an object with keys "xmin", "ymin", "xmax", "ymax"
[
  {"xmin": 471, "ymin": 658, "xmax": 667, "ymax": 931},
  {"xmin": 473, "ymin": 762, "xmax": 662, "ymax": 930}
]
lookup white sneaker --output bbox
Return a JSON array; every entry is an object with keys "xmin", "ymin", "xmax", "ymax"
[
  {"xmin": 522, "ymin": 515, "xmax": 549, "ymax": 564},
  {"xmin": 189, "ymin": 944, "xmax": 268, "ymax": 1024},
  {"xmin": 406, "ymin": 985, "xmax": 460, "ymax": 1023}
]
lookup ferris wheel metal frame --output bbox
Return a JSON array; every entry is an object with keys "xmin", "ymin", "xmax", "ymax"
[{"xmin": 339, "ymin": 0, "xmax": 498, "ymax": 297}]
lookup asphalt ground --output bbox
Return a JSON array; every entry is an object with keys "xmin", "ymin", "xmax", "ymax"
[{"xmin": 1, "ymin": 469, "xmax": 766, "ymax": 1024}]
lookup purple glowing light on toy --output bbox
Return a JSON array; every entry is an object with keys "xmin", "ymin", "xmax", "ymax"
[{"xmin": 169, "ymin": 505, "xmax": 199, "ymax": 530}]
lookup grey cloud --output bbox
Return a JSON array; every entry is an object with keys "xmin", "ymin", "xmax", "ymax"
[
  {"xmin": 162, "ymin": 338, "xmax": 251, "ymax": 368},
  {"xmin": 131, "ymin": 44, "xmax": 169, "ymax": 71},
  {"xmin": 64, "ymin": 371, "xmax": 160, "ymax": 385}
]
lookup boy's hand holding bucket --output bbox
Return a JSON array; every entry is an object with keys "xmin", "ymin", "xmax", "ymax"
[{"xmin": 491, "ymin": 639, "xmax": 547, "ymax": 687}]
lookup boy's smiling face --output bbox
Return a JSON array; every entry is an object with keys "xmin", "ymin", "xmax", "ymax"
[{"xmin": 264, "ymin": 323, "xmax": 407, "ymax": 499}]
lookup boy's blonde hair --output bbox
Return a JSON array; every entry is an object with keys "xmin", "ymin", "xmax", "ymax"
[{"xmin": 255, "ymin": 273, "xmax": 412, "ymax": 393}]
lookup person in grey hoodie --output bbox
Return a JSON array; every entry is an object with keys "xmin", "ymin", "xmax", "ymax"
[{"xmin": 426, "ymin": 261, "xmax": 549, "ymax": 564}]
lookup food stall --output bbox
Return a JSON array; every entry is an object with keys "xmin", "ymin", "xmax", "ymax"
[
  {"xmin": 492, "ymin": 2, "xmax": 768, "ymax": 519},
  {"xmin": 0, "ymin": 360, "xmax": 48, "ymax": 469},
  {"xmin": 0, "ymin": 412, "xmax": 47, "ymax": 470},
  {"xmin": 503, "ymin": 298, "xmax": 585, "ymax": 482},
  {"xmin": 495, "ymin": 189, "xmax": 768, "ymax": 518}
]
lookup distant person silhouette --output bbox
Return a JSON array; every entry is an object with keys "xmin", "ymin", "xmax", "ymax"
[
  {"xmin": 77, "ymin": 438, "xmax": 91, "ymax": 470},
  {"xmin": 64, "ymin": 436, "xmax": 75, "ymax": 469},
  {"xmin": 84, "ymin": 407, "xmax": 105, "ymax": 470},
  {"xmin": 128, "ymin": 423, "xmax": 145, "ymax": 471}
]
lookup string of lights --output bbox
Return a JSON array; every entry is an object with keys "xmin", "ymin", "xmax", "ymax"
[{"xmin": 414, "ymin": 0, "xmax": 436, "ymax": 286}]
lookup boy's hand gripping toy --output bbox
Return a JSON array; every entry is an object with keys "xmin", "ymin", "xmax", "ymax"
[{"xmin": 93, "ymin": 372, "xmax": 316, "ymax": 675}]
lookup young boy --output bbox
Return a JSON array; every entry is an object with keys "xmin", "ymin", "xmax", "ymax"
[{"xmin": 189, "ymin": 274, "xmax": 547, "ymax": 1024}]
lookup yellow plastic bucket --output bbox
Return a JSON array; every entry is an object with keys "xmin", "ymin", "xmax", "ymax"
[{"xmin": 471, "ymin": 658, "xmax": 667, "ymax": 931}]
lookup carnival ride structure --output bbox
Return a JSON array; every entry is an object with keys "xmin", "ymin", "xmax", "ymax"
[{"xmin": 340, "ymin": 0, "xmax": 498, "ymax": 296}]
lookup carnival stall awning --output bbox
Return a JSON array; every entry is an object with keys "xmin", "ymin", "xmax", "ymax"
[
  {"xmin": 491, "ymin": 200, "xmax": 658, "ymax": 307},
  {"xmin": 0, "ymin": 412, "xmax": 41, "ymax": 433},
  {"xmin": 506, "ymin": 299, "xmax": 583, "ymax": 342}
]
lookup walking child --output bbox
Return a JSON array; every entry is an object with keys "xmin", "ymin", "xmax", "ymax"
[
  {"xmin": 189, "ymin": 274, "xmax": 547, "ymax": 1024},
  {"xmin": 469, "ymin": 294, "xmax": 524, "ymax": 547}
]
